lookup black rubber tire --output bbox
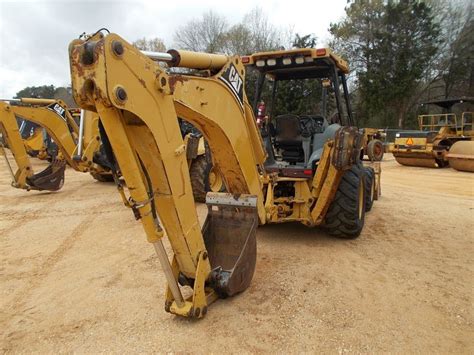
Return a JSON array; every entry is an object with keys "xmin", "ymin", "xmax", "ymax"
[
  {"xmin": 367, "ymin": 139, "xmax": 384, "ymax": 161},
  {"xmin": 190, "ymin": 155, "xmax": 208, "ymax": 203},
  {"xmin": 324, "ymin": 165, "xmax": 366, "ymax": 239},
  {"xmin": 364, "ymin": 166, "xmax": 375, "ymax": 212},
  {"xmin": 90, "ymin": 172, "xmax": 114, "ymax": 182}
]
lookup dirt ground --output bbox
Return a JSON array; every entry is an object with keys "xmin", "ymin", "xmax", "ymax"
[{"xmin": 0, "ymin": 153, "xmax": 473, "ymax": 353}]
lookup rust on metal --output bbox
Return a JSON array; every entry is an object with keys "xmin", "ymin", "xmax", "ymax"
[
  {"xmin": 168, "ymin": 75, "xmax": 188, "ymax": 92},
  {"xmin": 71, "ymin": 46, "xmax": 86, "ymax": 77},
  {"xmin": 332, "ymin": 126, "xmax": 362, "ymax": 170},
  {"xmin": 138, "ymin": 78, "xmax": 147, "ymax": 89},
  {"xmin": 94, "ymin": 39, "xmax": 105, "ymax": 58}
]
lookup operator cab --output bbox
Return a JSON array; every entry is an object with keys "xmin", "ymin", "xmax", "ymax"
[
  {"xmin": 418, "ymin": 97, "xmax": 474, "ymax": 136},
  {"xmin": 243, "ymin": 48, "xmax": 356, "ymax": 178}
]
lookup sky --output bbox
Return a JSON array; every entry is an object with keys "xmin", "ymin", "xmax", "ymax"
[{"xmin": 0, "ymin": 0, "xmax": 348, "ymax": 98}]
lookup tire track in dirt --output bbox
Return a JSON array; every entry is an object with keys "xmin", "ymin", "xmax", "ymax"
[
  {"xmin": 0, "ymin": 214, "xmax": 98, "ymax": 334},
  {"xmin": 0, "ymin": 181, "xmax": 96, "ymax": 237}
]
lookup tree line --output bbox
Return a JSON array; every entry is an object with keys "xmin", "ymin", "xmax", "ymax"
[{"xmin": 15, "ymin": 1, "xmax": 472, "ymax": 129}]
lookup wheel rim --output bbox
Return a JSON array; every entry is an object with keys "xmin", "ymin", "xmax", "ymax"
[{"xmin": 208, "ymin": 167, "xmax": 223, "ymax": 192}]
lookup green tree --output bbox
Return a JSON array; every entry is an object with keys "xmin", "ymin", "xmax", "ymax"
[
  {"xmin": 329, "ymin": 0, "xmax": 386, "ymax": 126},
  {"xmin": 379, "ymin": 0, "xmax": 440, "ymax": 127},
  {"xmin": 292, "ymin": 33, "xmax": 317, "ymax": 48},
  {"xmin": 269, "ymin": 33, "xmax": 322, "ymax": 116},
  {"xmin": 330, "ymin": 0, "xmax": 440, "ymax": 128},
  {"xmin": 14, "ymin": 85, "xmax": 76, "ymax": 107},
  {"xmin": 15, "ymin": 85, "xmax": 57, "ymax": 99}
]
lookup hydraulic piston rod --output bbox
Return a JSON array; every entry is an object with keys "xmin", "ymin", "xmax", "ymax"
[
  {"xmin": 73, "ymin": 109, "xmax": 85, "ymax": 161},
  {"xmin": 141, "ymin": 49, "xmax": 228, "ymax": 70},
  {"xmin": 0, "ymin": 142, "xmax": 16, "ymax": 185},
  {"xmin": 153, "ymin": 240, "xmax": 185, "ymax": 308},
  {"xmin": 140, "ymin": 51, "xmax": 173, "ymax": 62}
]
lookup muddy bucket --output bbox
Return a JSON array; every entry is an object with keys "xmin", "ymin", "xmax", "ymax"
[
  {"xmin": 26, "ymin": 158, "xmax": 66, "ymax": 191},
  {"xmin": 203, "ymin": 192, "xmax": 257, "ymax": 298}
]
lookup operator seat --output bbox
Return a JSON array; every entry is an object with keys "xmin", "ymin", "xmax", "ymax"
[{"xmin": 273, "ymin": 114, "xmax": 304, "ymax": 163}]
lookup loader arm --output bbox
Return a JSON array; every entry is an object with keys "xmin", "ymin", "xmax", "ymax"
[
  {"xmin": 69, "ymin": 33, "xmax": 267, "ymax": 318},
  {"xmin": 0, "ymin": 101, "xmax": 34, "ymax": 189}
]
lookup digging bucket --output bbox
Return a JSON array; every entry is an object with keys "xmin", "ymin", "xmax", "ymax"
[
  {"xmin": 26, "ymin": 158, "xmax": 66, "ymax": 191},
  {"xmin": 203, "ymin": 192, "xmax": 258, "ymax": 298}
]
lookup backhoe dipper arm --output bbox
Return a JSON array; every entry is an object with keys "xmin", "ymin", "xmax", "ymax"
[
  {"xmin": 68, "ymin": 33, "xmax": 265, "ymax": 318},
  {"xmin": 0, "ymin": 99, "xmax": 105, "ymax": 176},
  {"xmin": 10, "ymin": 102, "xmax": 79, "ymax": 168},
  {"xmin": 19, "ymin": 98, "xmax": 79, "ymax": 133},
  {"xmin": 0, "ymin": 101, "xmax": 67, "ymax": 191}
]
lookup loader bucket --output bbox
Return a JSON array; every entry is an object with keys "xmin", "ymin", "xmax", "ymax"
[
  {"xmin": 447, "ymin": 141, "xmax": 474, "ymax": 172},
  {"xmin": 26, "ymin": 158, "xmax": 66, "ymax": 191},
  {"xmin": 203, "ymin": 193, "xmax": 257, "ymax": 298}
]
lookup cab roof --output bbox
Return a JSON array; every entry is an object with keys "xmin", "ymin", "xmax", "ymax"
[
  {"xmin": 421, "ymin": 97, "xmax": 474, "ymax": 109},
  {"xmin": 242, "ymin": 48, "xmax": 349, "ymax": 80}
]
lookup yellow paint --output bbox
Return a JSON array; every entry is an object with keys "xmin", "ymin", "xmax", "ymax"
[
  {"xmin": 67, "ymin": 32, "xmax": 375, "ymax": 318},
  {"xmin": 0, "ymin": 99, "xmax": 109, "ymax": 191}
]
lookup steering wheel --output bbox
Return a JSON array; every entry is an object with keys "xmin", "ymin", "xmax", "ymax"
[{"xmin": 300, "ymin": 116, "xmax": 317, "ymax": 137}]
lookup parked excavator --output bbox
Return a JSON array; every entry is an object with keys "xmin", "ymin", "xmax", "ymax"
[
  {"xmin": 391, "ymin": 97, "xmax": 474, "ymax": 171},
  {"xmin": 0, "ymin": 98, "xmax": 112, "ymax": 191},
  {"xmin": 67, "ymin": 31, "xmax": 381, "ymax": 318}
]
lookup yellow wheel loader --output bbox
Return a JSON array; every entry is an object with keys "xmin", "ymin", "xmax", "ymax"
[
  {"xmin": 0, "ymin": 98, "xmax": 112, "ymax": 191},
  {"xmin": 391, "ymin": 97, "xmax": 474, "ymax": 171},
  {"xmin": 67, "ymin": 31, "xmax": 381, "ymax": 318}
]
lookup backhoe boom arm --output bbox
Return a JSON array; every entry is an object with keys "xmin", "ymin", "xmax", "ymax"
[{"xmin": 69, "ymin": 33, "xmax": 265, "ymax": 317}]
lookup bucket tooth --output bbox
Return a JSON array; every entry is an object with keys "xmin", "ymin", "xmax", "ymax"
[{"xmin": 203, "ymin": 192, "xmax": 257, "ymax": 298}]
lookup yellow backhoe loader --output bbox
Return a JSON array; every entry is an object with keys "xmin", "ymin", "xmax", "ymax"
[
  {"xmin": 391, "ymin": 97, "xmax": 474, "ymax": 171},
  {"xmin": 0, "ymin": 98, "xmax": 112, "ymax": 191},
  {"xmin": 67, "ymin": 31, "xmax": 381, "ymax": 318}
]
